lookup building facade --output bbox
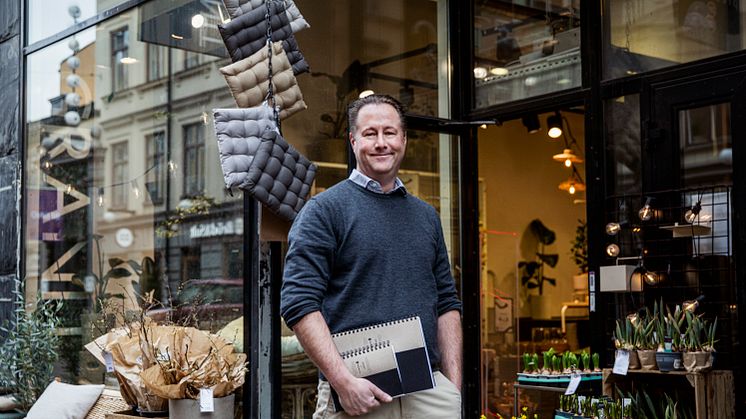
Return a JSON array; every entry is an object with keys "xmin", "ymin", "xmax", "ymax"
[{"xmin": 1, "ymin": 0, "xmax": 744, "ymax": 418}]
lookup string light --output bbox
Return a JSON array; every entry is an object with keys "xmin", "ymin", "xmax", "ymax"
[
  {"xmin": 97, "ymin": 188, "xmax": 105, "ymax": 207},
  {"xmin": 605, "ymin": 222, "xmax": 621, "ymax": 235},
  {"xmin": 131, "ymin": 180, "xmax": 141, "ymax": 199},
  {"xmin": 606, "ymin": 244, "xmax": 620, "ymax": 257},
  {"xmin": 638, "ymin": 197, "xmax": 653, "ymax": 221}
]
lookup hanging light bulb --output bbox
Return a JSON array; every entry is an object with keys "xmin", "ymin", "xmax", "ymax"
[
  {"xmin": 606, "ymin": 243, "xmax": 620, "ymax": 257},
  {"xmin": 683, "ymin": 295, "xmax": 705, "ymax": 312},
  {"xmin": 558, "ymin": 178, "xmax": 585, "ymax": 195},
  {"xmin": 638, "ymin": 197, "xmax": 653, "ymax": 221},
  {"xmin": 643, "ymin": 270, "xmax": 660, "ymax": 285},
  {"xmin": 605, "ymin": 222, "xmax": 621, "ymax": 235},
  {"xmin": 547, "ymin": 113, "xmax": 563, "ymax": 139},
  {"xmin": 97, "ymin": 188, "xmax": 105, "ymax": 207},
  {"xmin": 684, "ymin": 201, "xmax": 702, "ymax": 223},
  {"xmin": 569, "ymin": 184, "xmax": 576, "ymax": 194},
  {"xmin": 552, "ymin": 149, "xmax": 583, "ymax": 167},
  {"xmin": 131, "ymin": 180, "xmax": 141, "ymax": 198}
]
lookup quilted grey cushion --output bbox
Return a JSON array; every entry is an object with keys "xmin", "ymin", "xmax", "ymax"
[
  {"xmin": 222, "ymin": 0, "xmax": 310, "ymax": 33},
  {"xmin": 219, "ymin": 41, "xmax": 306, "ymax": 119},
  {"xmin": 247, "ymin": 129, "xmax": 316, "ymax": 221},
  {"xmin": 218, "ymin": 1, "xmax": 309, "ymax": 75},
  {"xmin": 213, "ymin": 104, "xmax": 278, "ymax": 188}
]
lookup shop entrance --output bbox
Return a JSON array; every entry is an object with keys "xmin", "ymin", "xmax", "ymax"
[{"xmin": 476, "ymin": 110, "xmax": 588, "ymax": 418}]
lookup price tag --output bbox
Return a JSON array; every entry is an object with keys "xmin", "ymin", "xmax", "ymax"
[
  {"xmin": 590, "ymin": 293, "xmax": 596, "ymax": 312},
  {"xmin": 564, "ymin": 373, "xmax": 582, "ymax": 395},
  {"xmin": 612, "ymin": 350, "xmax": 629, "ymax": 375},
  {"xmin": 623, "ymin": 398, "xmax": 632, "ymax": 410},
  {"xmin": 589, "ymin": 271, "xmax": 596, "ymax": 291},
  {"xmin": 102, "ymin": 350, "xmax": 114, "ymax": 373},
  {"xmin": 200, "ymin": 388, "xmax": 214, "ymax": 413}
]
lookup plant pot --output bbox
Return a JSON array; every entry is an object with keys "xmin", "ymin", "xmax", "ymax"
[
  {"xmin": 655, "ymin": 352, "xmax": 683, "ymax": 372},
  {"xmin": 168, "ymin": 394, "xmax": 234, "ymax": 419},
  {"xmin": 628, "ymin": 349, "xmax": 641, "ymax": 370},
  {"xmin": 682, "ymin": 351, "xmax": 712, "ymax": 373},
  {"xmin": 554, "ymin": 410, "xmax": 574, "ymax": 418},
  {"xmin": 637, "ymin": 349, "xmax": 657, "ymax": 370}
]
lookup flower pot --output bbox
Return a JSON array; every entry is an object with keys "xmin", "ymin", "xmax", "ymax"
[
  {"xmin": 637, "ymin": 349, "xmax": 658, "ymax": 370},
  {"xmin": 628, "ymin": 349, "xmax": 641, "ymax": 370},
  {"xmin": 655, "ymin": 352, "xmax": 683, "ymax": 372},
  {"xmin": 682, "ymin": 351, "xmax": 712, "ymax": 373},
  {"xmin": 168, "ymin": 394, "xmax": 234, "ymax": 419}
]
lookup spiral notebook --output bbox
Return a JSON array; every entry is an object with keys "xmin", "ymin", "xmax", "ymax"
[
  {"xmin": 330, "ymin": 341, "xmax": 404, "ymax": 411},
  {"xmin": 331, "ymin": 316, "xmax": 434, "ymax": 395}
]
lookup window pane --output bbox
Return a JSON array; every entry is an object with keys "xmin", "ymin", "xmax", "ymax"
[
  {"xmin": 603, "ymin": 1, "xmax": 745, "ymax": 79},
  {"xmin": 605, "ymin": 94, "xmax": 641, "ymax": 196},
  {"xmin": 474, "ymin": 0, "xmax": 581, "ymax": 107},
  {"xmin": 27, "ymin": 0, "xmax": 128, "ymax": 45}
]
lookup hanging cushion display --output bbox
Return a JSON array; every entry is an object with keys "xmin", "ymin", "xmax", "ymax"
[
  {"xmin": 222, "ymin": 0, "xmax": 310, "ymax": 33},
  {"xmin": 220, "ymin": 41, "xmax": 306, "ymax": 120},
  {"xmin": 213, "ymin": 104, "xmax": 278, "ymax": 189},
  {"xmin": 246, "ymin": 129, "xmax": 316, "ymax": 221},
  {"xmin": 218, "ymin": 1, "xmax": 309, "ymax": 75},
  {"xmin": 213, "ymin": 106, "xmax": 316, "ymax": 221}
]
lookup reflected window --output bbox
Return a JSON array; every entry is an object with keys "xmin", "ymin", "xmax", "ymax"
[
  {"xmin": 474, "ymin": 0, "xmax": 581, "ymax": 107},
  {"xmin": 605, "ymin": 95, "xmax": 641, "ymax": 195},
  {"xmin": 111, "ymin": 142, "xmax": 128, "ymax": 209},
  {"xmin": 183, "ymin": 123, "xmax": 205, "ymax": 197},
  {"xmin": 146, "ymin": 131, "xmax": 165, "ymax": 204},
  {"xmin": 603, "ymin": 1, "xmax": 744, "ymax": 79},
  {"xmin": 147, "ymin": 44, "xmax": 166, "ymax": 81},
  {"xmin": 111, "ymin": 27, "xmax": 129, "ymax": 91},
  {"xmin": 679, "ymin": 103, "xmax": 732, "ymax": 187},
  {"xmin": 184, "ymin": 51, "xmax": 201, "ymax": 70}
]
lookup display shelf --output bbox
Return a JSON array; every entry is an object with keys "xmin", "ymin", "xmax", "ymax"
[
  {"xmin": 514, "ymin": 372, "xmax": 603, "ymax": 417},
  {"xmin": 602, "ymin": 368, "xmax": 734, "ymax": 419}
]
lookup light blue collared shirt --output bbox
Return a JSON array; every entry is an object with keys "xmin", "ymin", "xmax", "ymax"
[{"xmin": 348, "ymin": 169, "xmax": 407, "ymax": 195}]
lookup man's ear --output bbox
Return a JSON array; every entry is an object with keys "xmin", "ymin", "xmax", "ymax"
[{"xmin": 349, "ymin": 132, "xmax": 356, "ymax": 148}]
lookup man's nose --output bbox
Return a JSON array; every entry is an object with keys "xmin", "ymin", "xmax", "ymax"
[{"xmin": 373, "ymin": 132, "xmax": 388, "ymax": 148}]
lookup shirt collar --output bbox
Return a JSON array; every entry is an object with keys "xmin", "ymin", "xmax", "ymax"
[{"xmin": 349, "ymin": 169, "xmax": 407, "ymax": 195}]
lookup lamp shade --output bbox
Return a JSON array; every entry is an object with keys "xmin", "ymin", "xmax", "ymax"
[{"xmin": 552, "ymin": 148, "xmax": 583, "ymax": 166}]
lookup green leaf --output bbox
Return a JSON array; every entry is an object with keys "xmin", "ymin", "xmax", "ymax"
[
  {"xmin": 103, "ymin": 267, "xmax": 132, "ymax": 280},
  {"xmin": 108, "ymin": 258, "xmax": 126, "ymax": 269},
  {"xmin": 529, "ymin": 219, "xmax": 556, "ymax": 245},
  {"xmin": 544, "ymin": 277, "xmax": 556, "ymax": 286},
  {"xmin": 127, "ymin": 260, "xmax": 142, "ymax": 275},
  {"xmin": 537, "ymin": 253, "xmax": 559, "ymax": 267},
  {"xmin": 526, "ymin": 282, "xmax": 539, "ymax": 289}
]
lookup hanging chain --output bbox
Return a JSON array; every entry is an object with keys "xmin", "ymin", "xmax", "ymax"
[{"xmin": 265, "ymin": 0, "xmax": 279, "ymax": 128}]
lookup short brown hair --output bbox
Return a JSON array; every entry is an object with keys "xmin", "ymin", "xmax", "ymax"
[{"xmin": 347, "ymin": 94, "xmax": 406, "ymax": 135}]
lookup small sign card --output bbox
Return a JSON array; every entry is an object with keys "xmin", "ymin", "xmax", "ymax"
[
  {"xmin": 102, "ymin": 350, "xmax": 114, "ymax": 373},
  {"xmin": 612, "ymin": 349, "xmax": 629, "ymax": 375},
  {"xmin": 564, "ymin": 373, "xmax": 582, "ymax": 395},
  {"xmin": 200, "ymin": 388, "xmax": 214, "ymax": 412}
]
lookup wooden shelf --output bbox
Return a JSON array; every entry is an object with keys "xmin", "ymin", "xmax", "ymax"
[{"xmin": 602, "ymin": 368, "xmax": 734, "ymax": 418}]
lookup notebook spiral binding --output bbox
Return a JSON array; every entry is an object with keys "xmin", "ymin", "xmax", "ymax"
[
  {"xmin": 340, "ymin": 340, "xmax": 392, "ymax": 359},
  {"xmin": 332, "ymin": 316, "xmax": 419, "ymax": 338}
]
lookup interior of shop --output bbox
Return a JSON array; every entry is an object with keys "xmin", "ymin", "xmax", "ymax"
[{"xmin": 478, "ymin": 110, "xmax": 588, "ymax": 417}]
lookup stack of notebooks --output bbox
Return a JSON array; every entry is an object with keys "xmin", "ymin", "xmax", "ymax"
[{"xmin": 330, "ymin": 316, "xmax": 434, "ymax": 411}]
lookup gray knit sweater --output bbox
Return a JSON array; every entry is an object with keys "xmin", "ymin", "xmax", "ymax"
[{"xmin": 280, "ymin": 179, "xmax": 462, "ymax": 367}]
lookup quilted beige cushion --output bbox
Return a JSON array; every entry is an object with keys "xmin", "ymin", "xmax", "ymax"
[
  {"xmin": 220, "ymin": 42, "xmax": 306, "ymax": 120},
  {"xmin": 223, "ymin": 0, "xmax": 310, "ymax": 33}
]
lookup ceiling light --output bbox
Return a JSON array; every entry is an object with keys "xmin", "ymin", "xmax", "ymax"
[
  {"xmin": 171, "ymin": 34, "xmax": 184, "ymax": 40},
  {"xmin": 547, "ymin": 113, "xmax": 562, "ymax": 138},
  {"xmin": 191, "ymin": 13, "xmax": 205, "ymax": 28},
  {"xmin": 521, "ymin": 114, "xmax": 540, "ymax": 134},
  {"xmin": 473, "ymin": 67, "xmax": 488, "ymax": 79},
  {"xmin": 552, "ymin": 148, "xmax": 583, "ymax": 167},
  {"xmin": 120, "ymin": 57, "xmax": 138, "ymax": 64},
  {"xmin": 558, "ymin": 178, "xmax": 585, "ymax": 195},
  {"xmin": 358, "ymin": 90, "xmax": 375, "ymax": 98},
  {"xmin": 490, "ymin": 67, "xmax": 509, "ymax": 76}
]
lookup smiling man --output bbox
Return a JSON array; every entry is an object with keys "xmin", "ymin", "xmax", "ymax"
[{"xmin": 281, "ymin": 94, "xmax": 463, "ymax": 418}]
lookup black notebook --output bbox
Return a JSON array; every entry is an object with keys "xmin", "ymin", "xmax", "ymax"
[
  {"xmin": 330, "ymin": 341, "xmax": 404, "ymax": 411},
  {"xmin": 331, "ymin": 316, "xmax": 434, "ymax": 397}
]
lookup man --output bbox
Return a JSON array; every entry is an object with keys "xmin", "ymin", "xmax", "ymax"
[{"xmin": 281, "ymin": 94, "xmax": 462, "ymax": 418}]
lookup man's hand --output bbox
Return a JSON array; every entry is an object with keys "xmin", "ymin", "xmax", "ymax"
[{"xmin": 333, "ymin": 376, "xmax": 392, "ymax": 416}]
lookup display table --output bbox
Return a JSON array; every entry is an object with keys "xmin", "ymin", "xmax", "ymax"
[
  {"xmin": 602, "ymin": 368, "xmax": 734, "ymax": 419},
  {"xmin": 513, "ymin": 373, "xmax": 602, "ymax": 417}
]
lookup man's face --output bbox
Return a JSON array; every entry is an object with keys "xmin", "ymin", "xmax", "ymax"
[{"xmin": 350, "ymin": 103, "xmax": 407, "ymax": 184}]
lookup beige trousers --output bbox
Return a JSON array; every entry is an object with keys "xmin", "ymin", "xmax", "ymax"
[{"xmin": 313, "ymin": 371, "xmax": 462, "ymax": 419}]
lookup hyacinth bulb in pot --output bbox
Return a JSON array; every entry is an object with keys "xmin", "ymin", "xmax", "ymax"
[
  {"xmin": 681, "ymin": 311, "xmax": 716, "ymax": 372},
  {"xmin": 613, "ymin": 317, "xmax": 640, "ymax": 370},
  {"xmin": 636, "ymin": 307, "xmax": 658, "ymax": 370},
  {"xmin": 654, "ymin": 302, "xmax": 685, "ymax": 372}
]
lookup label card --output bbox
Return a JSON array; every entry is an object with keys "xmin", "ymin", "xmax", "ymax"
[
  {"xmin": 612, "ymin": 349, "xmax": 629, "ymax": 375},
  {"xmin": 102, "ymin": 350, "xmax": 114, "ymax": 373},
  {"xmin": 564, "ymin": 373, "xmax": 582, "ymax": 395},
  {"xmin": 200, "ymin": 388, "xmax": 214, "ymax": 412}
]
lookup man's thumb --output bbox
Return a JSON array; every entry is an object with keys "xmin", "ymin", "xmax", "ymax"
[{"xmin": 370, "ymin": 385, "xmax": 392, "ymax": 403}]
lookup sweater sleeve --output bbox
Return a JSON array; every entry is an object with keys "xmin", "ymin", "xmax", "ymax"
[
  {"xmin": 280, "ymin": 199, "xmax": 337, "ymax": 329},
  {"xmin": 433, "ymin": 214, "xmax": 463, "ymax": 316}
]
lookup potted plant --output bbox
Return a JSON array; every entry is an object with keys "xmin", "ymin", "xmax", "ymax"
[
  {"xmin": 635, "ymin": 308, "xmax": 658, "ymax": 370},
  {"xmin": 569, "ymin": 219, "xmax": 588, "ymax": 298},
  {"xmin": 519, "ymin": 219, "xmax": 558, "ymax": 318},
  {"xmin": 681, "ymin": 311, "xmax": 715, "ymax": 372},
  {"xmin": 654, "ymin": 301, "xmax": 685, "ymax": 372},
  {"xmin": 0, "ymin": 281, "xmax": 62, "ymax": 416},
  {"xmin": 613, "ymin": 318, "xmax": 641, "ymax": 370}
]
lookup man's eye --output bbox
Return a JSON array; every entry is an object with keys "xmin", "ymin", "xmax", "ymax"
[{"xmin": 363, "ymin": 132, "xmax": 376, "ymax": 138}]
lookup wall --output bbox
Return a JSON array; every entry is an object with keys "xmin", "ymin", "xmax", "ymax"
[
  {"xmin": 0, "ymin": 0, "xmax": 21, "ymax": 330},
  {"xmin": 478, "ymin": 112, "xmax": 585, "ymax": 320}
]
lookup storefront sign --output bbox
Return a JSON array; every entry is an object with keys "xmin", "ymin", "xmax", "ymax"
[{"xmin": 189, "ymin": 218, "xmax": 243, "ymax": 239}]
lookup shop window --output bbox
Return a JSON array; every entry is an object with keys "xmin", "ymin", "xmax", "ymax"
[
  {"xmin": 474, "ymin": 0, "xmax": 581, "ymax": 107},
  {"xmin": 147, "ymin": 44, "xmax": 166, "ymax": 81},
  {"xmin": 183, "ymin": 123, "xmax": 205, "ymax": 197},
  {"xmin": 184, "ymin": 51, "xmax": 201, "ymax": 70},
  {"xmin": 146, "ymin": 131, "xmax": 165, "ymax": 204},
  {"xmin": 111, "ymin": 142, "xmax": 129, "ymax": 209},
  {"xmin": 603, "ymin": 1, "xmax": 746, "ymax": 79},
  {"xmin": 111, "ymin": 27, "xmax": 129, "ymax": 92},
  {"xmin": 181, "ymin": 247, "xmax": 201, "ymax": 282}
]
